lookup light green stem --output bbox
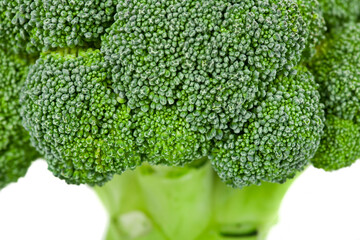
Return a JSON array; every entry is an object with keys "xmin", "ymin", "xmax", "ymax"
[{"xmin": 94, "ymin": 163, "xmax": 295, "ymax": 240}]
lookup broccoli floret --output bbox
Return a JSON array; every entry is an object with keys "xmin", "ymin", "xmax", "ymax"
[
  {"xmin": 0, "ymin": 49, "xmax": 40, "ymax": 189},
  {"xmin": 212, "ymin": 67, "xmax": 324, "ymax": 187},
  {"xmin": 0, "ymin": 0, "xmax": 117, "ymax": 53},
  {"xmin": 310, "ymin": 23, "xmax": 360, "ymax": 122},
  {"xmin": 21, "ymin": 49, "xmax": 141, "ymax": 185},
  {"xmin": 317, "ymin": 0, "xmax": 360, "ymax": 27},
  {"xmin": 312, "ymin": 115, "xmax": 360, "ymax": 171},
  {"xmin": 310, "ymin": 22, "xmax": 360, "ymax": 170}
]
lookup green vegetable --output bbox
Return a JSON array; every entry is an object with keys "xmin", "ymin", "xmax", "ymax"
[
  {"xmin": 1, "ymin": 0, "xmax": 359, "ymax": 238},
  {"xmin": 21, "ymin": 49, "xmax": 140, "ymax": 185},
  {"xmin": 312, "ymin": 115, "xmax": 360, "ymax": 170},
  {"xmin": 0, "ymin": 0, "xmax": 118, "ymax": 53},
  {"xmin": 317, "ymin": 0, "xmax": 360, "ymax": 28},
  {"xmin": 212, "ymin": 66, "xmax": 324, "ymax": 187},
  {"xmin": 0, "ymin": 1, "xmax": 36, "ymax": 54},
  {"xmin": 0, "ymin": 48, "xmax": 40, "ymax": 189},
  {"xmin": 297, "ymin": 0, "xmax": 327, "ymax": 60},
  {"xmin": 20, "ymin": 0, "xmax": 327, "ymax": 187},
  {"xmin": 310, "ymin": 22, "xmax": 360, "ymax": 170}
]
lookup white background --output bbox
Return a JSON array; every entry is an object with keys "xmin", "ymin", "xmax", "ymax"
[{"xmin": 0, "ymin": 160, "xmax": 359, "ymax": 240}]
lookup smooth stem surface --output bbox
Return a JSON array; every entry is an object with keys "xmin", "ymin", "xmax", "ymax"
[{"xmin": 94, "ymin": 163, "xmax": 295, "ymax": 240}]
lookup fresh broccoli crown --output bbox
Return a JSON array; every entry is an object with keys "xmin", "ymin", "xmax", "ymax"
[
  {"xmin": 310, "ymin": 23, "xmax": 360, "ymax": 122},
  {"xmin": 312, "ymin": 115, "xmax": 360, "ymax": 171},
  {"xmin": 212, "ymin": 67, "xmax": 324, "ymax": 187},
  {"xmin": 0, "ymin": 0, "xmax": 117, "ymax": 53},
  {"xmin": 21, "ymin": 49, "xmax": 141, "ymax": 185},
  {"xmin": 317, "ymin": 0, "xmax": 360, "ymax": 27},
  {"xmin": 101, "ymin": 0, "xmax": 309, "ymax": 139},
  {"xmin": 297, "ymin": 0, "xmax": 326, "ymax": 61},
  {"xmin": 19, "ymin": 0, "xmax": 326, "ymax": 187},
  {"xmin": 0, "ymin": 49, "xmax": 40, "ymax": 189}
]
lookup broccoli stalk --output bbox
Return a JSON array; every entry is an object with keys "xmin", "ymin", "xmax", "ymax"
[{"xmin": 95, "ymin": 162, "xmax": 294, "ymax": 240}]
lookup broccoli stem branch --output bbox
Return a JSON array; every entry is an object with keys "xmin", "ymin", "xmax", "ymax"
[{"xmin": 94, "ymin": 162, "xmax": 295, "ymax": 240}]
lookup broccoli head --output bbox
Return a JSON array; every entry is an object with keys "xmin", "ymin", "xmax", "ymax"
[
  {"xmin": 0, "ymin": 49, "xmax": 40, "ymax": 189},
  {"xmin": 19, "ymin": 0, "xmax": 326, "ymax": 187},
  {"xmin": 4, "ymin": 0, "xmax": 358, "ymax": 238}
]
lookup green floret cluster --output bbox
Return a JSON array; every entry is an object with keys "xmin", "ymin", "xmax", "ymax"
[
  {"xmin": 213, "ymin": 67, "xmax": 324, "ymax": 187},
  {"xmin": 312, "ymin": 115, "xmax": 360, "ymax": 171},
  {"xmin": 27, "ymin": 0, "xmax": 117, "ymax": 50},
  {"xmin": 318, "ymin": 0, "xmax": 360, "ymax": 27},
  {"xmin": 0, "ymin": 49, "xmax": 40, "ymax": 189},
  {"xmin": 311, "ymin": 23, "xmax": 360, "ymax": 121},
  {"xmin": 102, "ymin": 0, "xmax": 313, "ymax": 140},
  {"xmin": 21, "ymin": 49, "xmax": 141, "ymax": 185},
  {"xmin": 103, "ymin": 0, "xmax": 307, "ymax": 114},
  {"xmin": 0, "ymin": 0, "xmax": 36, "ymax": 54},
  {"xmin": 297, "ymin": 0, "xmax": 326, "ymax": 60},
  {"xmin": 310, "ymin": 22, "xmax": 360, "ymax": 170},
  {"xmin": 0, "ymin": 0, "xmax": 118, "ymax": 54},
  {"xmin": 18, "ymin": 0, "xmax": 327, "ymax": 187},
  {"xmin": 133, "ymin": 108, "xmax": 211, "ymax": 166},
  {"xmin": 21, "ymin": 48, "xmax": 211, "ymax": 185}
]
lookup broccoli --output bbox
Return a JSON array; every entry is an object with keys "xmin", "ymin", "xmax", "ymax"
[
  {"xmin": 1, "ymin": 0, "xmax": 359, "ymax": 239},
  {"xmin": 212, "ymin": 66, "xmax": 324, "ymax": 187},
  {"xmin": 0, "ymin": 1, "xmax": 35, "ymax": 55},
  {"xmin": 21, "ymin": 49, "xmax": 141, "ymax": 185},
  {"xmin": 296, "ymin": 0, "xmax": 326, "ymax": 60},
  {"xmin": 0, "ymin": 0, "xmax": 118, "ymax": 53},
  {"xmin": 312, "ymin": 115, "xmax": 360, "ymax": 171},
  {"xmin": 0, "ymin": 48, "xmax": 40, "ymax": 189},
  {"xmin": 309, "ymin": 22, "xmax": 360, "ymax": 170},
  {"xmin": 21, "ymin": 0, "xmax": 325, "ymax": 188},
  {"xmin": 317, "ymin": 0, "xmax": 360, "ymax": 27}
]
